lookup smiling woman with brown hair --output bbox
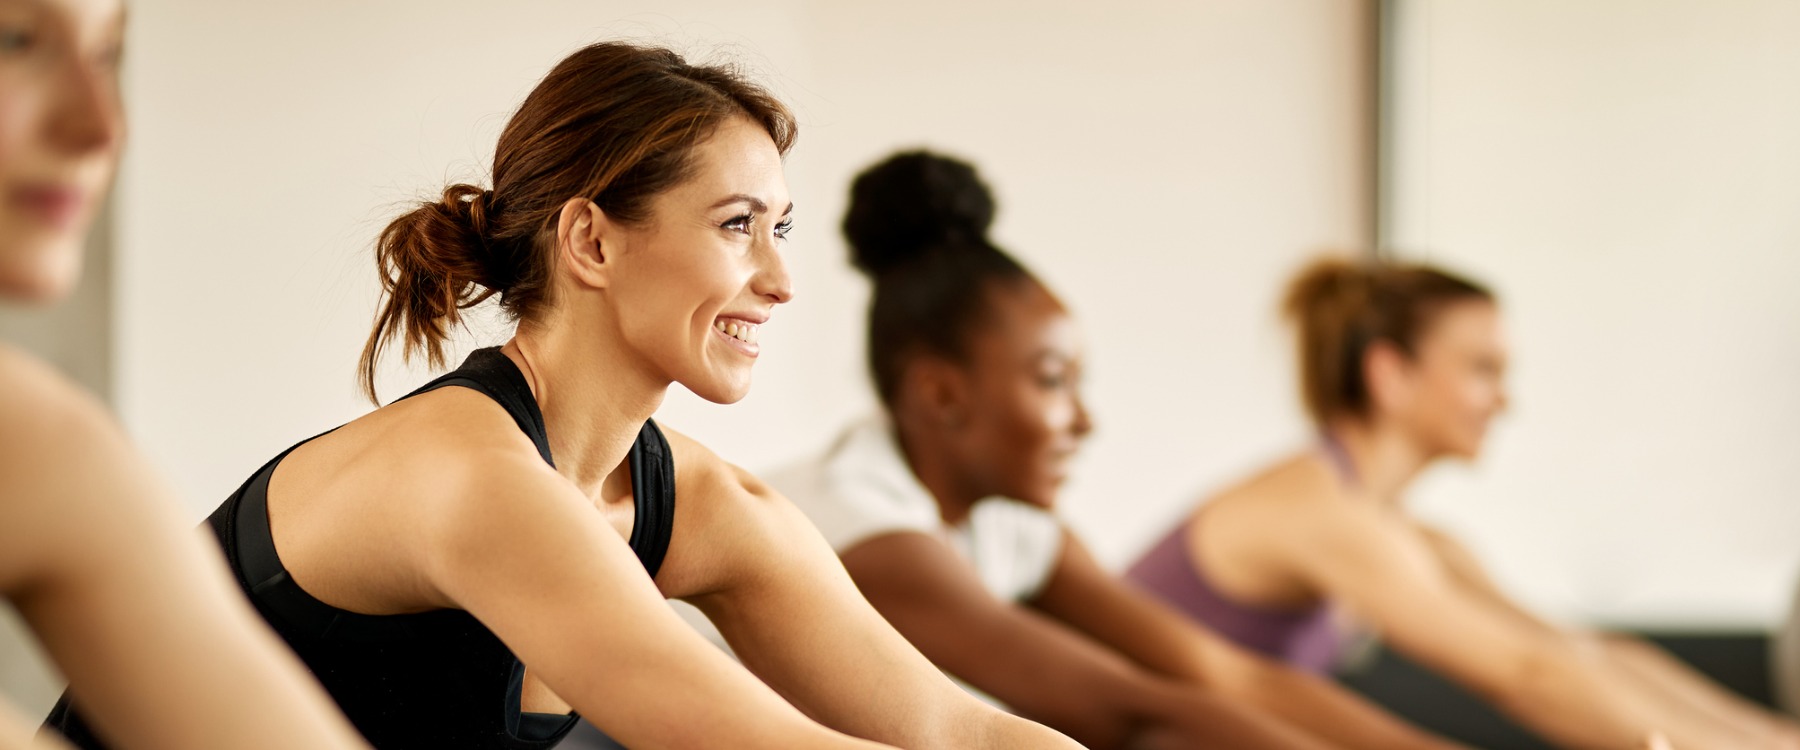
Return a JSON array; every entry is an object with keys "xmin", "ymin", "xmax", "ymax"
[{"xmin": 44, "ymin": 41, "xmax": 1075, "ymax": 750}]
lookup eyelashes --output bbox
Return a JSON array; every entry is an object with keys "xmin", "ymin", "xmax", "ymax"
[{"xmin": 720, "ymin": 213, "xmax": 795, "ymax": 241}]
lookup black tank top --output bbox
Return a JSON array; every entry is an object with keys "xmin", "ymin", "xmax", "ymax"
[{"xmin": 44, "ymin": 348, "xmax": 676, "ymax": 749}]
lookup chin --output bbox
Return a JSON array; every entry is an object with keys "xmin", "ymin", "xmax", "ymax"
[
  {"xmin": 0, "ymin": 253, "xmax": 82, "ymax": 305},
  {"xmin": 1013, "ymin": 478, "xmax": 1063, "ymax": 511},
  {"xmin": 1445, "ymin": 435, "xmax": 1486, "ymax": 461},
  {"xmin": 680, "ymin": 374, "xmax": 753, "ymax": 405}
]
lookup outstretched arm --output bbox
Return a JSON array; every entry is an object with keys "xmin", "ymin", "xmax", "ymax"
[
  {"xmin": 1030, "ymin": 529, "xmax": 1469, "ymax": 750},
  {"xmin": 833, "ymin": 530, "xmax": 1330, "ymax": 750},
  {"xmin": 1419, "ymin": 526, "xmax": 1800, "ymax": 749},
  {"xmin": 0, "ymin": 348, "xmax": 368, "ymax": 750},
  {"xmin": 1281, "ymin": 497, "xmax": 1758, "ymax": 750},
  {"xmin": 653, "ymin": 431, "xmax": 1083, "ymax": 749}
]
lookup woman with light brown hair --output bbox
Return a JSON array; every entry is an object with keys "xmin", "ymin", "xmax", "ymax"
[
  {"xmin": 1, "ymin": 1, "xmax": 367, "ymax": 748},
  {"xmin": 1128, "ymin": 255, "xmax": 1800, "ymax": 750},
  {"xmin": 47, "ymin": 40, "xmax": 1075, "ymax": 750}
]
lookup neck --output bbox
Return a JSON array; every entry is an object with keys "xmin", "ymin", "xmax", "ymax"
[
  {"xmin": 502, "ymin": 321, "xmax": 667, "ymax": 497},
  {"xmin": 1322, "ymin": 416, "xmax": 1434, "ymax": 507},
  {"xmin": 889, "ymin": 413, "xmax": 981, "ymax": 526}
]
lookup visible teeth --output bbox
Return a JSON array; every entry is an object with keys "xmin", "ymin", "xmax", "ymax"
[{"xmin": 716, "ymin": 319, "xmax": 759, "ymax": 345}]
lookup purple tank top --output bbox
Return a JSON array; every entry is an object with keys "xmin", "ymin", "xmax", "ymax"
[{"xmin": 1125, "ymin": 437, "xmax": 1355, "ymax": 674}]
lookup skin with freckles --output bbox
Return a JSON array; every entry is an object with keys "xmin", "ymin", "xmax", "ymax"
[{"xmin": 0, "ymin": 1, "xmax": 368, "ymax": 749}]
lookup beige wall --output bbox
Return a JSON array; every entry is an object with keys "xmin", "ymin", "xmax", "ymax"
[
  {"xmin": 111, "ymin": 1, "xmax": 1369, "ymax": 556},
  {"xmin": 1389, "ymin": 0, "xmax": 1800, "ymax": 628}
]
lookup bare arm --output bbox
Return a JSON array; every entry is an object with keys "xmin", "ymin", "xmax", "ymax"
[
  {"xmin": 1030, "ymin": 529, "xmax": 1469, "ymax": 750},
  {"xmin": 656, "ymin": 432, "xmax": 1081, "ymax": 750},
  {"xmin": 0, "ymin": 348, "xmax": 367, "ymax": 750},
  {"xmin": 835, "ymin": 530, "xmax": 1330, "ymax": 750},
  {"xmin": 1420, "ymin": 527, "xmax": 1800, "ymax": 748},
  {"xmin": 1280, "ymin": 497, "xmax": 1750, "ymax": 750},
  {"xmin": 418, "ymin": 450, "xmax": 887, "ymax": 750}
]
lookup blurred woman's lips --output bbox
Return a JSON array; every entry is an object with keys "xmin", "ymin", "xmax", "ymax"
[{"xmin": 9, "ymin": 184, "xmax": 87, "ymax": 229}]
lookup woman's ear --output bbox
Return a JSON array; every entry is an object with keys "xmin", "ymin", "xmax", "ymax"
[
  {"xmin": 1363, "ymin": 339, "xmax": 1415, "ymax": 416},
  {"xmin": 556, "ymin": 198, "xmax": 611, "ymax": 290},
  {"xmin": 904, "ymin": 356, "xmax": 974, "ymax": 432}
]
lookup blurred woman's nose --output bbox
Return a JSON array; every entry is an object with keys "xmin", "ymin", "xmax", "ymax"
[
  {"xmin": 52, "ymin": 57, "xmax": 124, "ymax": 157},
  {"xmin": 1070, "ymin": 393, "xmax": 1095, "ymax": 440}
]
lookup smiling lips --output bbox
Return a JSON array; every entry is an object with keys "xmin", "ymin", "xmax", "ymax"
[
  {"xmin": 714, "ymin": 318, "xmax": 761, "ymax": 346},
  {"xmin": 10, "ymin": 184, "xmax": 88, "ymax": 230}
]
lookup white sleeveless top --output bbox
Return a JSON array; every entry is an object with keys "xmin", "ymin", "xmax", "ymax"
[{"xmin": 767, "ymin": 417, "xmax": 1065, "ymax": 603}]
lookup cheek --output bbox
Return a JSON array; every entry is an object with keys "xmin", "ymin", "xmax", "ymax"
[
  {"xmin": 0, "ymin": 81, "xmax": 31, "ymax": 160},
  {"xmin": 986, "ymin": 390, "xmax": 1060, "ymax": 474},
  {"xmin": 625, "ymin": 245, "xmax": 739, "ymax": 333}
]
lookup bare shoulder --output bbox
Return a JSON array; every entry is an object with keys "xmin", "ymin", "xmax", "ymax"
[
  {"xmin": 655, "ymin": 425, "xmax": 817, "ymax": 597},
  {"xmin": 1203, "ymin": 450, "xmax": 1358, "ymax": 534},
  {"xmin": 269, "ymin": 384, "xmax": 576, "ymax": 611},
  {"xmin": 659, "ymin": 426, "xmax": 773, "ymax": 500},
  {"xmin": 0, "ymin": 344, "xmax": 172, "ymax": 592},
  {"xmin": 658, "ymin": 425, "xmax": 791, "ymax": 526},
  {"xmin": 296, "ymin": 384, "xmax": 560, "ymax": 507},
  {"xmin": 0, "ymin": 343, "xmax": 112, "ymax": 449}
]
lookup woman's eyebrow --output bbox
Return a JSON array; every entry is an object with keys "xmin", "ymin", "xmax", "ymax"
[{"xmin": 708, "ymin": 194, "xmax": 795, "ymax": 217}]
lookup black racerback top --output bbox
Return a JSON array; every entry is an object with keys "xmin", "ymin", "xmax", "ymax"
[{"xmin": 44, "ymin": 347, "xmax": 676, "ymax": 749}]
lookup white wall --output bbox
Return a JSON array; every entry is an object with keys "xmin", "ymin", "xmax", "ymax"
[
  {"xmin": 1389, "ymin": 0, "xmax": 1800, "ymax": 628},
  {"xmin": 113, "ymin": 0, "xmax": 1369, "ymax": 567}
]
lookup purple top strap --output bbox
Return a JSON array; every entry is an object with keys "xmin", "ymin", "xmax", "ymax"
[{"xmin": 1126, "ymin": 523, "xmax": 1345, "ymax": 674}]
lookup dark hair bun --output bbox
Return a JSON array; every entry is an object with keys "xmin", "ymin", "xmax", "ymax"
[{"xmin": 842, "ymin": 150, "xmax": 996, "ymax": 276}]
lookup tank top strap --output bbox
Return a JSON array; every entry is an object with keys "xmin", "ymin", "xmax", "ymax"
[
  {"xmin": 628, "ymin": 419, "xmax": 676, "ymax": 579},
  {"xmin": 396, "ymin": 347, "xmax": 554, "ymax": 467},
  {"xmin": 1318, "ymin": 431, "xmax": 1360, "ymax": 489}
]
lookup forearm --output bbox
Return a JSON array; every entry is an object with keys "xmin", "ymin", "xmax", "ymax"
[
  {"xmin": 1601, "ymin": 635, "xmax": 1800, "ymax": 743},
  {"xmin": 966, "ymin": 711, "xmax": 1086, "ymax": 750},
  {"xmin": 1132, "ymin": 683, "xmax": 1336, "ymax": 750},
  {"xmin": 1498, "ymin": 644, "xmax": 1757, "ymax": 750},
  {"xmin": 1228, "ymin": 664, "xmax": 1470, "ymax": 750}
]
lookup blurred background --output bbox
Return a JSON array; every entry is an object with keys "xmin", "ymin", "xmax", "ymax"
[{"xmin": 3, "ymin": 0, "xmax": 1797, "ymax": 740}]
